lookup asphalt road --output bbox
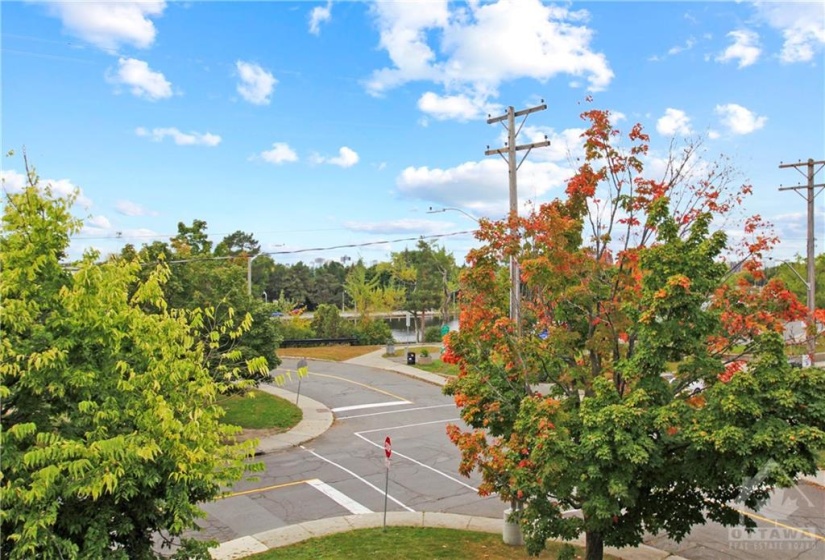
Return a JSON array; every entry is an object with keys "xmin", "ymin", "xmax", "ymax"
[
  {"xmin": 196, "ymin": 358, "xmax": 504, "ymax": 543},
  {"xmin": 196, "ymin": 358, "xmax": 825, "ymax": 559}
]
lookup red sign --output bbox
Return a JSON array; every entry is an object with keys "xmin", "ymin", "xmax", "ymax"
[{"xmin": 384, "ymin": 436, "xmax": 392, "ymax": 459}]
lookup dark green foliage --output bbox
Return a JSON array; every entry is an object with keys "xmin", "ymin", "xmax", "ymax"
[
  {"xmin": 354, "ymin": 318, "xmax": 393, "ymax": 345},
  {"xmin": 424, "ymin": 325, "xmax": 444, "ymax": 343}
]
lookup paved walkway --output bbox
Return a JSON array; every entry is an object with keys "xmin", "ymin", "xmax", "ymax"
[{"xmin": 220, "ymin": 349, "xmax": 823, "ymax": 560}]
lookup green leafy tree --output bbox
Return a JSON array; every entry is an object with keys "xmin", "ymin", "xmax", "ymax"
[
  {"xmin": 1, "ymin": 168, "xmax": 261, "ymax": 559},
  {"xmin": 443, "ymin": 110, "xmax": 825, "ymax": 560},
  {"xmin": 392, "ymin": 240, "xmax": 455, "ymax": 341},
  {"xmin": 311, "ymin": 303, "xmax": 352, "ymax": 338}
]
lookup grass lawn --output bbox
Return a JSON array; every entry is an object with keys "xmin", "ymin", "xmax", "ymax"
[
  {"xmin": 248, "ymin": 527, "xmax": 621, "ymax": 559},
  {"xmin": 415, "ymin": 359, "xmax": 460, "ymax": 376},
  {"xmin": 278, "ymin": 345, "xmax": 383, "ymax": 362},
  {"xmin": 218, "ymin": 389, "xmax": 302, "ymax": 430}
]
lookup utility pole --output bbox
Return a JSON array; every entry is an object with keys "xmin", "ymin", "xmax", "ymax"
[
  {"xmin": 485, "ymin": 102, "xmax": 550, "ymax": 334},
  {"xmin": 779, "ymin": 158, "xmax": 825, "ymax": 366}
]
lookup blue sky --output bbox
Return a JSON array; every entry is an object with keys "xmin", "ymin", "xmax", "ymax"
[{"xmin": 2, "ymin": 1, "xmax": 823, "ymax": 266}]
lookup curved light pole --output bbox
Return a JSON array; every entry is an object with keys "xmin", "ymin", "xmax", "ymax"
[{"xmin": 427, "ymin": 206, "xmax": 480, "ymax": 223}]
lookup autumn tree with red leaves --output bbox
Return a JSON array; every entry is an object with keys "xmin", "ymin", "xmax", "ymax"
[{"xmin": 443, "ymin": 108, "xmax": 825, "ymax": 560}]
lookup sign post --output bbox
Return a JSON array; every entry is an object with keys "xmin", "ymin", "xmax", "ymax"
[{"xmin": 383, "ymin": 436, "xmax": 391, "ymax": 530}]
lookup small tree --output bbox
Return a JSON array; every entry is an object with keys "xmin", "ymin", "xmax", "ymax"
[
  {"xmin": 443, "ymin": 109, "xmax": 825, "ymax": 559},
  {"xmin": 1, "ymin": 166, "xmax": 262, "ymax": 559}
]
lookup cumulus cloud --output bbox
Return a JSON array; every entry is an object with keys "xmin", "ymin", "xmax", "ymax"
[
  {"xmin": 1, "ymin": 169, "xmax": 92, "ymax": 209},
  {"xmin": 115, "ymin": 199, "xmax": 158, "ymax": 217},
  {"xmin": 40, "ymin": 1, "xmax": 165, "ymax": 51},
  {"xmin": 396, "ymin": 158, "xmax": 571, "ymax": 217},
  {"xmin": 715, "ymin": 103, "xmax": 767, "ymax": 135},
  {"xmin": 753, "ymin": 2, "xmax": 825, "ymax": 63},
  {"xmin": 258, "ymin": 142, "xmax": 299, "ymax": 164},
  {"xmin": 135, "ymin": 127, "xmax": 221, "ymax": 146},
  {"xmin": 236, "ymin": 61, "xmax": 276, "ymax": 105},
  {"xmin": 108, "ymin": 57, "xmax": 172, "ymax": 100},
  {"xmin": 312, "ymin": 146, "xmax": 359, "ymax": 168},
  {"xmin": 366, "ymin": 0, "xmax": 612, "ymax": 120},
  {"xmin": 656, "ymin": 108, "xmax": 692, "ymax": 136},
  {"xmin": 309, "ymin": 1, "xmax": 332, "ymax": 35},
  {"xmin": 417, "ymin": 91, "xmax": 493, "ymax": 121},
  {"xmin": 716, "ymin": 29, "xmax": 761, "ymax": 68}
]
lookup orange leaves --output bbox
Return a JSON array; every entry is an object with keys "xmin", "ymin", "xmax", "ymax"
[
  {"xmin": 686, "ymin": 394, "xmax": 706, "ymax": 409},
  {"xmin": 718, "ymin": 361, "xmax": 745, "ymax": 384}
]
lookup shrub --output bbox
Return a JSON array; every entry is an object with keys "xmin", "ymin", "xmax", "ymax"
[
  {"xmin": 354, "ymin": 318, "xmax": 393, "ymax": 345},
  {"xmin": 424, "ymin": 325, "xmax": 444, "ymax": 343},
  {"xmin": 276, "ymin": 317, "xmax": 316, "ymax": 340}
]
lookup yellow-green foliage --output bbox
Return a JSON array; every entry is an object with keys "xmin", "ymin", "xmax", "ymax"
[{"xmin": 0, "ymin": 167, "xmax": 262, "ymax": 559}]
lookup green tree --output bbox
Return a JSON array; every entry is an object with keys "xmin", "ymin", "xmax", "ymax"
[
  {"xmin": 443, "ymin": 110, "xmax": 825, "ymax": 560},
  {"xmin": 392, "ymin": 240, "xmax": 455, "ymax": 341},
  {"xmin": 311, "ymin": 304, "xmax": 352, "ymax": 339},
  {"xmin": 1, "ymin": 169, "xmax": 261, "ymax": 559}
]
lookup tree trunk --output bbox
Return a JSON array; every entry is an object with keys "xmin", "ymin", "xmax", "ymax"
[{"xmin": 585, "ymin": 531, "xmax": 604, "ymax": 560}]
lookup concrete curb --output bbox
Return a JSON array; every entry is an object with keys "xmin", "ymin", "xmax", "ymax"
[
  {"xmin": 344, "ymin": 348, "xmax": 448, "ymax": 387},
  {"xmin": 253, "ymin": 384, "xmax": 333, "ymax": 455},
  {"xmin": 210, "ymin": 512, "xmax": 690, "ymax": 560}
]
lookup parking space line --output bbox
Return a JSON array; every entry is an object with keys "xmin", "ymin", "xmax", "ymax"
[
  {"xmin": 306, "ymin": 479, "xmax": 372, "ymax": 514},
  {"xmin": 357, "ymin": 418, "xmax": 460, "ymax": 434},
  {"xmin": 308, "ymin": 372, "xmax": 410, "ymax": 403},
  {"xmin": 332, "ymin": 401, "xmax": 411, "ymax": 413},
  {"xmin": 341, "ymin": 404, "xmax": 456, "ymax": 420},
  {"xmin": 220, "ymin": 479, "xmax": 309, "ymax": 499},
  {"xmin": 354, "ymin": 427, "xmax": 478, "ymax": 492},
  {"xmin": 300, "ymin": 446, "xmax": 416, "ymax": 512}
]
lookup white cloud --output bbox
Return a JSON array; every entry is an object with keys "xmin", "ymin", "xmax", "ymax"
[
  {"xmin": 312, "ymin": 146, "xmax": 359, "ymax": 168},
  {"xmin": 40, "ymin": 1, "xmax": 165, "ymax": 51},
  {"xmin": 236, "ymin": 61, "xmax": 277, "ymax": 105},
  {"xmin": 108, "ymin": 58, "xmax": 172, "ymax": 100},
  {"xmin": 396, "ymin": 158, "xmax": 571, "ymax": 217},
  {"xmin": 716, "ymin": 29, "xmax": 761, "ymax": 68},
  {"xmin": 708, "ymin": 130, "xmax": 721, "ymax": 140},
  {"xmin": 753, "ymin": 2, "xmax": 825, "ymax": 63},
  {"xmin": 367, "ymin": 0, "xmax": 613, "ymax": 119},
  {"xmin": 135, "ymin": 127, "xmax": 221, "ymax": 146},
  {"xmin": 343, "ymin": 219, "xmax": 456, "ymax": 235},
  {"xmin": 656, "ymin": 108, "xmax": 692, "ymax": 136},
  {"xmin": 715, "ymin": 103, "xmax": 767, "ymax": 135},
  {"xmin": 115, "ymin": 200, "xmax": 158, "ymax": 217},
  {"xmin": 1, "ymin": 169, "xmax": 92, "ymax": 209},
  {"xmin": 87, "ymin": 215, "xmax": 111, "ymax": 229},
  {"xmin": 309, "ymin": 1, "xmax": 332, "ymax": 35},
  {"xmin": 667, "ymin": 36, "xmax": 696, "ymax": 56},
  {"xmin": 258, "ymin": 142, "xmax": 299, "ymax": 165},
  {"xmin": 417, "ymin": 91, "xmax": 488, "ymax": 121},
  {"xmin": 519, "ymin": 125, "xmax": 586, "ymax": 163}
]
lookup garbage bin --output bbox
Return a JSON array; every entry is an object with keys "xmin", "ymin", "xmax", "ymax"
[{"xmin": 406, "ymin": 351, "xmax": 416, "ymax": 365}]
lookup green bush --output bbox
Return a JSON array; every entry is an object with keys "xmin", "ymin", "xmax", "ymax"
[
  {"xmin": 311, "ymin": 304, "xmax": 354, "ymax": 338},
  {"xmin": 277, "ymin": 317, "xmax": 316, "ymax": 340},
  {"xmin": 355, "ymin": 318, "xmax": 393, "ymax": 345},
  {"xmin": 424, "ymin": 325, "xmax": 444, "ymax": 343}
]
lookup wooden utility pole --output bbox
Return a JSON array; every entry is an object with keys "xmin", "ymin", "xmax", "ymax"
[
  {"xmin": 485, "ymin": 102, "xmax": 550, "ymax": 333},
  {"xmin": 778, "ymin": 158, "xmax": 825, "ymax": 366}
]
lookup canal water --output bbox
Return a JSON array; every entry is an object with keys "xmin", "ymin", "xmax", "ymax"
[{"xmin": 386, "ymin": 314, "xmax": 459, "ymax": 343}]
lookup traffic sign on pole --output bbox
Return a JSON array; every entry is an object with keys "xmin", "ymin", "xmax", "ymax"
[
  {"xmin": 384, "ymin": 436, "xmax": 392, "ymax": 459},
  {"xmin": 383, "ymin": 436, "xmax": 392, "ymax": 530}
]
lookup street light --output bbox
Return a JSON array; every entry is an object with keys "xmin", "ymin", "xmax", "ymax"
[{"xmin": 427, "ymin": 206, "xmax": 480, "ymax": 223}]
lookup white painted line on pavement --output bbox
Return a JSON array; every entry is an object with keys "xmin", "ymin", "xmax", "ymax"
[
  {"xmin": 305, "ymin": 478, "xmax": 372, "ymax": 515},
  {"xmin": 340, "ymin": 404, "xmax": 455, "ymax": 420},
  {"xmin": 357, "ymin": 418, "xmax": 460, "ymax": 434},
  {"xmin": 332, "ymin": 401, "xmax": 411, "ymax": 413},
  {"xmin": 354, "ymin": 429, "xmax": 479, "ymax": 493},
  {"xmin": 300, "ymin": 446, "xmax": 416, "ymax": 512}
]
